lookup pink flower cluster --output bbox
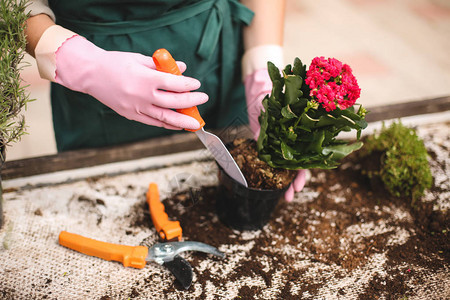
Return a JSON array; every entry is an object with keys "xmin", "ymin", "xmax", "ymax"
[{"xmin": 305, "ymin": 57, "xmax": 361, "ymax": 112}]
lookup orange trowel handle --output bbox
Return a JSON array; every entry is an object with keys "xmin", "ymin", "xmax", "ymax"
[
  {"xmin": 152, "ymin": 48, "xmax": 205, "ymax": 132},
  {"xmin": 146, "ymin": 183, "xmax": 182, "ymax": 241},
  {"xmin": 58, "ymin": 231, "xmax": 148, "ymax": 269}
]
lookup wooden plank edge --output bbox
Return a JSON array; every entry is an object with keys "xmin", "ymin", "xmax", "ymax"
[
  {"xmin": 3, "ymin": 96, "xmax": 449, "ymax": 180},
  {"xmin": 364, "ymin": 95, "xmax": 450, "ymax": 122},
  {"xmin": 2, "ymin": 131, "xmax": 203, "ymax": 180}
]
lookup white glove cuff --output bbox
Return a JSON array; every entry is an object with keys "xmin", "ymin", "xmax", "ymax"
[
  {"xmin": 35, "ymin": 25, "xmax": 77, "ymax": 82},
  {"xmin": 241, "ymin": 44, "xmax": 284, "ymax": 80}
]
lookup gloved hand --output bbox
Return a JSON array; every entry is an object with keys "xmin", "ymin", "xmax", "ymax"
[
  {"xmin": 35, "ymin": 25, "xmax": 208, "ymax": 130},
  {"xmin": 284, "ymin": 169, "xmax": 307, "ymax": 202},
  {"xmin": 242, "ymin": 45, "xmax": 283, "ymax": 140},
  {"xmin": 244, "ymin": 68, "xmax": 272, "ymax": 140}
]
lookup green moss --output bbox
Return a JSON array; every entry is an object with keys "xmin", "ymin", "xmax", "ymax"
[{"xmin": 363, "ymin": 121, "xmax": 432, "ymax": 205}]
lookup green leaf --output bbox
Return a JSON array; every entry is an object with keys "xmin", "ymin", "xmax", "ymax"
[
  {"xmin": 269, "ymin": 144, "xmax": 283, "ymax": 156},
  {"xmin": 340, "ymin": 109, "xmax": 361, "ymax": 121},
  {"xmin": 322, "ymin": 141, "xmax": 363, "ymax": 161},
  {"xmin": 328, "ymin": 108, "xmax": 344, "ymax": 118},
  {"xmin": 291, "ymin": 97, "xmax": 308, "ymax": 112},
  {"xmin": 259, "ymin": 154, "xmax": 271, "ymax": 162},
  {"xmin": 331, "ymin": 115, "xmax": 358, "ymax": 129},
  {"xmin": 284, "ymin": 75, "xmax": 303, "ymax": 105},
  {"xmin": 356, "ymin": 119, "xmax": 368, "ymax": 129},
  {"xmin": 297, "ymin": 125, "xmax": 311, "ymax": 132},
  {"xmin": 316, "ymin": 114, "xmax": 337, "ymax": 127},
  {"xmin": 270, "ymin": 80, "xmax": 284, "ymax": 103},
  {"xmin": 283, "ymin": 64, "xmax": 292, "ymax": 76},
  {"xmin": 268, "ymin": 61, "xmax": 282, "ymax": 83},
  {"xmin": 300, "ymin": 113, "xmax": 319, "ymax": 128},
  {"xmin": 281, "ymin": 105, "xmax": 297, "ymax": 119},
  {"xmin": 257, "ymin": 98, "xmax": 270, "ymax": 151},
  {"xmin": 340, "ymin": 115, "xmax": 356, "ymax": 125},
  {"xmin": 292, "ymin": 57, "xmax": 306, "ymax": 78},
  {"xmin": 305, "ymin": 130, "xmax": 325, "ymax": 153},
  {"xmin": 281, "ymin": 141, "xmax": 295, "ymax": 160},
  {"xmin": 323, "ymin": 129, "xmax": 337, "ymax": 145}
]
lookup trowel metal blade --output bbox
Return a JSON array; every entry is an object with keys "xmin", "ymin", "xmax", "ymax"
[{"xmin": 195, "ymin": 128, "xmax": 248, "ymax": 187}]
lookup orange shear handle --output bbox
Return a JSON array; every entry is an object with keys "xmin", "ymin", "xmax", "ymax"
[
  {"xmin": 59, "ymin": 231, "xmax": 148, "ymax": 269},
  {"xmin": 152, "ymin": 48, "xmax": 205, "ymax": 132},
  {"xmin": 147, "ymin": 183, "xmax": 182, "ymax": 241}
]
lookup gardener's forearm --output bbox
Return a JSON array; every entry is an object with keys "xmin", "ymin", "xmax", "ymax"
[
  {"xmin": 241, "ymin": 0, "xmax": 286, "ymax": 50},
  {"xmin": 25, "ymin": 14, "xmax": 55, "ymax": 57}
]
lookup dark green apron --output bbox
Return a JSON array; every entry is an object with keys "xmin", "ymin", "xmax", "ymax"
[{"xmin": 48, "ymin": 0, "xmax": 254, "ymax": 151}]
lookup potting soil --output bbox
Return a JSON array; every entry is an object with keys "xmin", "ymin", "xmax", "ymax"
[{"xmin": 0, "ymin": 122, "xmax": 448, "ymax": 299}]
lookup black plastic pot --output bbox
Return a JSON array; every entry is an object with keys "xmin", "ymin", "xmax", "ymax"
[{"xmin": 216, "ymin": 164, "xmax": 288, "ymax": 231}]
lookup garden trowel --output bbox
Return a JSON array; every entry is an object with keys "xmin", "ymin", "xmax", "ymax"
[{"xmin": 152, "ymin": 49, "xmax": 248, "ymax": 187}]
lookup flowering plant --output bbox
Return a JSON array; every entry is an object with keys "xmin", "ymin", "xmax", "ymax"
[{"xmin": 257, "ymin": 57, "xmax": 368, "ymax": 170}]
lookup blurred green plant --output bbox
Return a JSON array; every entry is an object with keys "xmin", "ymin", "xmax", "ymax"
[
  {"xmin": 257, "ymin": 58, "xmax": 367, "ymax": 170},
  {"xmin": 0, "ymin": 0, "xmax": 33, "ymax": 160},
  {"xmin": 362, "ymin": 121, "xmax": 432, "ymax": 205}
]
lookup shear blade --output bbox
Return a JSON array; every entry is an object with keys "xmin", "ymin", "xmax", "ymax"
[{"xmin": 164, "ymin": 255, "xmax": 192, "ymax": 289}]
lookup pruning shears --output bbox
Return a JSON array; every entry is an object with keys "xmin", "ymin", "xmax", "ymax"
[{"xmin": 59, "ymin": 183, "xmax": 224, "ymax": 289}]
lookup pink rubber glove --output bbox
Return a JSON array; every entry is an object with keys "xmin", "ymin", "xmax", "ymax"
[
  {"xmin": 284, "ymin": 169, "xmax": 307, "ymax": 202},
  {"xmin": 36, "ymin": 26, "xmax": 207, "ymax": 130},
  {"xmin": 244, "ymin": 68, "xmax": 272, "ymax": 140}
]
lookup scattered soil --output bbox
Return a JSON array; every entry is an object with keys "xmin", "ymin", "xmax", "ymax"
[
  {"xmin": 131, "ymin": 144, "xmax": 449, "ymax": 299},
  {"xmin": 2, "ymin": 124, "xmax": 447, "ymax": 299},
  {"xmin": 229, "ymin": 138, "xmax": 297, "ymax": 190}
]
